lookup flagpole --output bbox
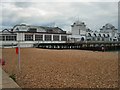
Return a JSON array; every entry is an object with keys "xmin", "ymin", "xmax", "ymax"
[{"xmin": 18, "ymin": 40, "xmax": 21, "ymax": 71}]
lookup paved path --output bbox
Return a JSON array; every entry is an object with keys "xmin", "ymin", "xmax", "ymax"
[{"xmin": 0, "ymin": 67, "xmax": 22, "ymax": 90}]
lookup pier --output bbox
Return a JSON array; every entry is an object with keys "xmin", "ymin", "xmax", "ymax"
[{"xmin": 34, "ymin": 41, "xmax": 120, "ymax": 51}]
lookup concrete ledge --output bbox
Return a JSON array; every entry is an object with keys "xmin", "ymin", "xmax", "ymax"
[{"xmin": 0, "ymin": 69, "xmax": 22, "ymax": 90}]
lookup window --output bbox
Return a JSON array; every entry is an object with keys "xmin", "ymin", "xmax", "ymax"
[
  {"xmin": 6, "ymin": 36, "xmax": 9, "ymax": 41},
  {"xmin": 6, "ymin": 36, "xmax": 16, "ymax": 41},
  {"xmin": 25, "ymin": 34, "xmax": 33, "ymax": 41},
  {"xmin": 92, "ymin": 37, "xmax": 95, "ymax": 41},
  {"xmin": 88, "ymin": 33, "xmax": 91, "ymax": 37},
  {"xmin": 102, "ymin": 38, "xmax": 104, "ymax": 41},
  {"xmin": 94, "ymin": 33, "xmax": 96, "ymax": 37},
  {"xmin": 28, "ymin": 28, "xmax": 37, "ymax": 32},
  {"xmin": 0, "ymin": 35, "xmax": 16, "ymax": 41},
  {"xmin": 16, "ymin": 28, "xmax": 19, "ymax": 31},
  {"xmin": 61, "ymin": 36, "xmax": 67, "ymax": 41},
  {"xmin": 110, "ymin": 38, "xmax": 112, "ymax": 41},
  {"xmin": 45, "ymin": 35, "xmax": 51, "ymax": 41},
  {"xmin": 13, "ymin": 36, "xmax": 16, "ymax": 41},
  {"xmin": 35, "ymin": 35, "xmax": 43, "ymax": 41},
  {"xmin": 113, "ymin": 39, "xmax": 117, "ymax": 41},
  {"xmin": 81, "ymin": 37, "xmax": 84, "ymax": 41},
  {"xmin": 87, "ymin": 39, "xmax": 91, "ymax": 41},
  {"xmin": 2, "ymin": 36, "xmax": 5, "ymax": 41},
  {"xmin": 99, "ymin": 34, "xmax": 101, "ymax": 37},
  {"xmin": 53, "ymin": 35, "xmax": 59, "ymax": 41},
  {"xmin": 97, "ymin": 37, "xmax": 100, "ymax": 41},
  {"xmin": 103, "ymin": 34, "xmax": 105, "ymax": 37}
]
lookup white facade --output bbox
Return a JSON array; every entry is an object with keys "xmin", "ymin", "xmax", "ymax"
[
  {"xmin": 0, "ymin": 21, "xmax": 120, "ymax": 48},
  {"xmin": 0, "ymin": 24, "xmax": 68, "ymax": 48},
  {"xmin": 69, "ymin": 21, "xmax": 120, "ymax": 42}
]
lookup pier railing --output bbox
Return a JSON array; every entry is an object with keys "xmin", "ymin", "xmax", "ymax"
[{"xmin": 34, "ymin": 41, "xmax": 120, "ymax": 51}]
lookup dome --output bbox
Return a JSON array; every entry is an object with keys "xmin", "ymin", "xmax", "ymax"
[
  {"xmin": 74, "ymin": 20, "xmax": 84, "ymax": 25},
  {"xmin": 100, "ymin": 23, "xmax": 117, "ymax": 32},
  {"xmin": 105, "ymin": 23, "xmax": 114, "ymax": 29}
]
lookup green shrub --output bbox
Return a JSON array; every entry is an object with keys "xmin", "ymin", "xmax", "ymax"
[{"xmin": 9, "ymin": 74, "xmax": 16, "ymax": 82}]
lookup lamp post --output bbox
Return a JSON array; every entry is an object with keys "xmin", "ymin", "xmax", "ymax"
[
  {"xmin": 17, "ymin": 30, "xmax": 21, "ymax": 71},
  {"xmin": 18, "ymin": 40, "xmax": 21, "ymax": 71}
]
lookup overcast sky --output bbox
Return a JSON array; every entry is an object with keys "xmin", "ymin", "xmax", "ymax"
[{"xmin": 1, "ymin": 0, "xmax": 119, "ymax": 32}]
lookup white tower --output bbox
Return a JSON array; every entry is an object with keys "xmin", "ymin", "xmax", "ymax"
[{"xmin": 71, "ymin": 21, "xmax": 86, "ymax": 35}]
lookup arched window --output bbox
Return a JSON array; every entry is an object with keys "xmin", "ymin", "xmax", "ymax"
[
  {"xmin": 16, "ymin": 28, "xmax": 19, "ymax": 31},
  {"xmin": 110, "ymin": 38, "xmax": 112, "ymax": 41},
  {"xmin": 88, "ymin": 33, "xmax": 91, "ymax": 37},
  {"xmin": 107, "ymin": 34, "xmax": 109, "ymax": 37},
  {"xmin": 99, "ymin": 34, "xmax": 101, "ymax": 37},
  {"xmin": 103, "ymin": 34, "xmax": 105, "ymax": 37},
  {"xmin": 81, "ymin": 37, "xmax": 84, "ymax": 41},
  {"xmin": 94, "ymin": 33, "xmax": 97, "ymax": 37}
]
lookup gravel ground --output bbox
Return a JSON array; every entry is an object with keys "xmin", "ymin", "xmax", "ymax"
[{"xmin": 2, "ymin": 48, "xmax": 118, "ymax": 88}]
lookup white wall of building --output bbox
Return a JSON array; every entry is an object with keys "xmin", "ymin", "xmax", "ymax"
[{"xmin": 69, "ymin": 21, "xmax": 119, "ymax": 42}]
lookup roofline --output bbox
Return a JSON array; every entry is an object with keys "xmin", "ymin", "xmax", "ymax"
[
  {"xmin": 14, "ymin": 31, "xmax": 68, "ymax": 35},
  {"xmin": 2, "ymin": 29, "xmax": 12, "ymax": 33}
]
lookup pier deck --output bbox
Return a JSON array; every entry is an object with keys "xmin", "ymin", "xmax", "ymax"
[{"xmin": 34, "ymin": 41, "xmax": 120, "ymax": 51}]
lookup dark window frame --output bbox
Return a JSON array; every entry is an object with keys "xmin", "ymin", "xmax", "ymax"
[
  {"xmin": 53, "ymin": 35, "xmax": 59, "ymax": 41},
  {"xmin": 35, "ymin": 35, "xmax": 43, "ymax": 41},
  {"xmin": 61, "ymin": 36, "xmax": 67, "ymax": 41},
  {"xmin": 25, "ymin": 34, "xmax": 33, "ymax": 41},
  {"xmin": 45, "ymin": 35, "xmax": 52, "ymax": 41}
]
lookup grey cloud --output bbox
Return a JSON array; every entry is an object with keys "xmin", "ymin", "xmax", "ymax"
[
  {"xmin": 1, "ymin": 2, "xmax": 118, "ymax": 32},
  {"xmin": 14, "ymin": 2, "xmax": 33, "ymax": 8},
  {"xmin": 118, "ymin": 1, "xmax": 120, "ymax": 32}
]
